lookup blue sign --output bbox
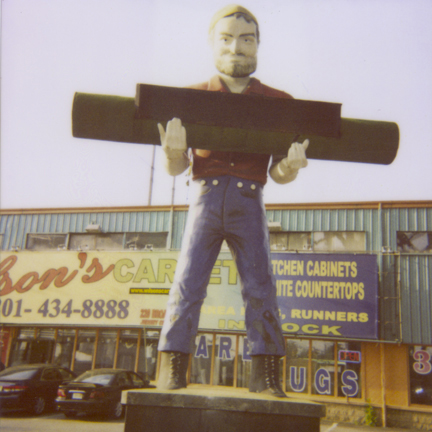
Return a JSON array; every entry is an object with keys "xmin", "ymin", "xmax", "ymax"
[{"xmin": 272, "ymin": 253, "xmax": 379, "ymax": 339}]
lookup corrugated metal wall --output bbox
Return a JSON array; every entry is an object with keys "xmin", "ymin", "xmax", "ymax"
[
  {"xmin": 0, "ymin": 210, "xmax": 172, "ymax": 250},
  {"xmin": 399, "ymin": 255, "xmax": 432, "ymax": 344},
  {"xmin": 266, "ymin": 207, "xmax": 380, "ymax": 250},
  {"xmin": 1, "ymin": 203, "xmax": 431, "ymax": 345},
  {"xmin": 383, "ymin": 207, "xmax": 432, "ymax": 345}
]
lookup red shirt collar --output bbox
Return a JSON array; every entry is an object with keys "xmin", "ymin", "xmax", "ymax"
[{"xmin": 207, "ymin": 75, "xmax": 264, "ymax": 95}]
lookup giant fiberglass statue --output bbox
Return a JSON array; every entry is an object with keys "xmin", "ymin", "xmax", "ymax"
[{"xmin": 156, "ymin": 5, "xmax": 309, "ymax": 398}]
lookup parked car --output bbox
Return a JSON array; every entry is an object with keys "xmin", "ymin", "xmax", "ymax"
[
  {"xmin": 56, "ymin": 368, "xmax": 154, "ymax": 419},
  {"xmin": 0, "ymin": 363, "xmax": 76, "ymax": 415}
]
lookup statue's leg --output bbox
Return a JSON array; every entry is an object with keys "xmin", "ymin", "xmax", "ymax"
[
  {"xmin": 224, "ymin": 177, "xmax": 286, "ymax": 397},
  {"xmin": 157, "ymin": 179, "xmax": 224, "ymax": 389}
]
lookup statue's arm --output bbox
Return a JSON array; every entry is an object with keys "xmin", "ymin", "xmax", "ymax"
[
  {"xmin": 269, "ymin": 139, "xmax": 309, "ymax": 184},
  {"xmin": 157, "ymin": 118, "xmax": 189, "ymax": 176}
]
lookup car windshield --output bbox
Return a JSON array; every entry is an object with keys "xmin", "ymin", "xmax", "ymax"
[
  {"xmin": 0, "ymin": 369, "xmax": 38, "ymax": 380},
  {"xmin": 73, "ymin": 371, "xmax": 115, "ymax": 385}
]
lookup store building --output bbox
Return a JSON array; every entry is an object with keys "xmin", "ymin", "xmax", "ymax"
[{"xmin": 0, "ymin": 201, "xmax": 431, "ymax": 429}]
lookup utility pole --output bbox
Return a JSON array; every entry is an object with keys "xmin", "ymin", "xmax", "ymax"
[{"xmin": 148, "ymin": 145, "xmax": 156, "ymax": 206}]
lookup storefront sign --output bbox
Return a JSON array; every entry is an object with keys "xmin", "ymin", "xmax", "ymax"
[
  {"xmin": 273, "ymin": 253, "xmax": 379, "ymax": 339},
  {"xmin": 0, "ymin": 251, "xmax": 378, "ymax": 339}
]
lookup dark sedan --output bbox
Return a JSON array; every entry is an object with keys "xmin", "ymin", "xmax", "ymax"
[
  {"xmin": 0, "ymin": 363, "xmax": 76, "ymax": 415},
  {"xmin": 56, "ymin": 368, "xmax": 154, "ymax": 419}
]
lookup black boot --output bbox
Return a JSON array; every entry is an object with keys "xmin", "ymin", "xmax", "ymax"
[
  {"xmin": 249, "ymin": 355, "xmax": 287, "ymax": 398},
  {"xmin": 158, "ymin": 351, "xmax": 190, "ymax": 390}
]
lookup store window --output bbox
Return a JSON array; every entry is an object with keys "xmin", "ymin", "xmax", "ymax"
[
  {"xmin": 270, "ymin": 232, "xmax": 311, "ymax": 251},
  {"xmin": 313, "ymin": 232, "xmax": 366, "ymax": 252},
  {"xmin": 213, "ymin": 334, "xmax": 236, "ymax": 386},
  {"xmin": 117, "ymin": 329, "xmax": 139, "ymax": 372},
  {"xmin": 26, "ymin": 233, "xmax": 68, "ymax": 250},
  {"xmin": 137, "ymin": 330, "xmax": 159, "ymax": 380},
  {"xmin": 192, "ymin": 335, "xmax": 364, "ymax": 395},
  {"xmin": 74, "ymin": 329, "xmax": 96, "ymax": 375},
  {"xmin": 269, "ymin": 232, "xmax": 366, "ymax": 252},
  {"xmin": 24, "ymin": 231, "xmax": 169, "ymax": 251},
  {"xmin": 0, "ymin": 328, "xmax": 11, "ymax": 365},
  {"xmin": 8, "ymin": 328, "xmax": 55, "ymax": 366},
  {"xmin": 398, "ymin": 232, "xmax": 432, "ymax": 253},
  {"xmin": 311, "ymin": 341, "xmax": 335, "ymax": 396},
  {"xmin": 8, "ymin": 328, "xmax": 35, "ymax": 366},
  {"xmin": 5, "ymin": 326, "xmax": 163, "ymax": 377},
  {"xmin": 286, "ymin": 339, "xmax": 309, "ymax": 394},
  {"xmin": 236, "ymin": 336, "xmax": 251, "ymax": 388},
  {"xmin": 409, "ymin": 345, "xmax": 432, "ymax": 406},
  {"xmin": 191, "ymin": 333, "xmax": 214, "ymax": 385},
  {"xmin": 66, "ymin": 232, "xmax": 168, "ymax": 251},
  {"xmin": 69, "ymin": 233, "xmax": 124, "ymax": 251},
  {"xmin": 53, "ymin": 329, "xmax": 76, "ymax": 369},
  {"xmin": 337, "ymin": 342, "xmax": 362, "ymax": 398},
  {"xmin": 37, "ymin": 328, "xmax": 56, "ymax": 363},
  {"xmin": 125, "ymin": 232, "xmax": 168, "ymax": 250},
  {"xmin": 95, "ymin": 329, "xmax": 118, "ymax": 368}
]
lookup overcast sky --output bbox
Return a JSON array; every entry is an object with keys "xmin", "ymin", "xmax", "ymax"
[{"xmin": 1, "ymin": 0, "xmax": 432, "ymax": 210}]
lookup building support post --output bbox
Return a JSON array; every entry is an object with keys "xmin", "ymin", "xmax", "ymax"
[{"xmin": 380, "ymin": 343, "xmax": 387, "ymax": 427}]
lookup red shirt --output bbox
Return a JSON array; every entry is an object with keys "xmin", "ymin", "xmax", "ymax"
[{"xmin": 189, "ymin": 76, "xmax": 293, "ymax": 185}]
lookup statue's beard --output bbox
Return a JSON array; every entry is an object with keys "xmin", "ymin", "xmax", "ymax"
[{"xmin": 215, "ymin": 56, "xmax": 257, "ymax": 78}]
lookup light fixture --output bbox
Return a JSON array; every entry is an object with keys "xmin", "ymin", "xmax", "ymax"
[
  {"xmin": 85, "ymin": 223, "xmax": 103, "ymax": 233},
  {"xmin": 267, "ymin": 221, "xmax": 282, "ymax": 232}
]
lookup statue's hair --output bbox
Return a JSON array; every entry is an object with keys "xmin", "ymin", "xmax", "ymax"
[
  {"xmin": 225, "ymin": 12, "xmax": 260, "ymax": 42},
  {"xmin": 209, "ymin": 5, "xmax": 260, "ymax": 43}
]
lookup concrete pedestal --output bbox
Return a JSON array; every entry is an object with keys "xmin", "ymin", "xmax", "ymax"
[{"xmin": 122, "ymin": 386, "xmax": 325, "ymax": 432}]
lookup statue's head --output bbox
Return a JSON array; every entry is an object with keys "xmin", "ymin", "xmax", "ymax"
[{"xmin": 209, "ymin": 5, "xmax": 259, "ymax": 78}]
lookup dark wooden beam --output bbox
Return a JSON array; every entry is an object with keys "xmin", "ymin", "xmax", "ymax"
[{"xmin": 135, "ymin": 83, "xmax": 341, "ymax": 138}]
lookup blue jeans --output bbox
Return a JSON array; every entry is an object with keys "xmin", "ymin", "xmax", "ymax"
[{"xmin": 158, "ymin": 175, "xmax": 285, "ymax": 356}]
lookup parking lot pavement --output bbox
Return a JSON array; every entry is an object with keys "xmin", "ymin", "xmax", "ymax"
[
  {"xmin": 0, "ymin": 412, "xmax": 412, "ymax": 432},
  {"xmin": 0, "ymin": 410, "xmax": 124, "ymax": 432}
]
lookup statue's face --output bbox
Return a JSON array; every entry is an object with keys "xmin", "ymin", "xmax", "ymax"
[{"xmin": 211, "ymin": 16, "xmax": 258, "ymax": 78}]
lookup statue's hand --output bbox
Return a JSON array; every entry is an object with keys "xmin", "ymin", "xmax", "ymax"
[
  {"xmin": 157, "ymin": 118, "xmax": 187, "ymax": 159},
  {"xmin": 281, "ymin": 139, "xmax": 309, "ymax": 171}
]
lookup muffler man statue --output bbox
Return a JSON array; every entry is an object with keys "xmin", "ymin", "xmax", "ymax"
[{"xmin": 157, "ymin": 4, "xmax": 309, "ymax": 398}]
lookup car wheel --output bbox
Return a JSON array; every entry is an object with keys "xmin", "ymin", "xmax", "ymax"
[
  {"xmin": 111, "ymin": 400, "xmax": 124, "ymax": 419},
  {"xmin": 30, "ymin": 396, "xmax": 46, "ymax": 415}
]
